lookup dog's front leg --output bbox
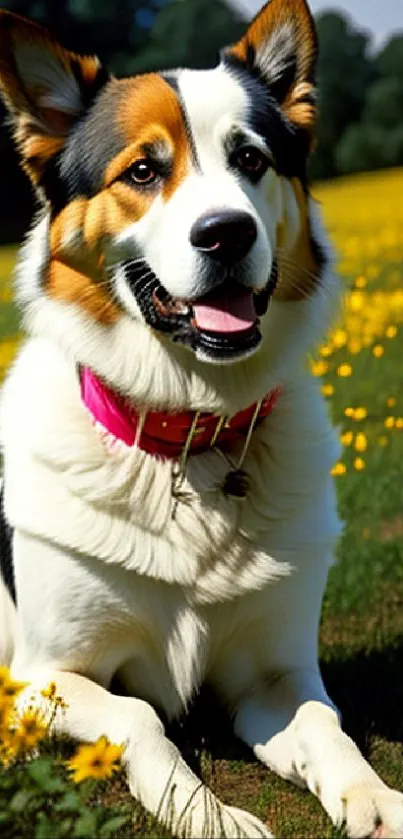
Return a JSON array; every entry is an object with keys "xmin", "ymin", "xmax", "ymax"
[
  {"xmin": 14, "ymin": 670, "xmax": 272, "ymax": 838},
  {"xmin": 234, "ymin": 668, "xmax": 403, "ymax": 838}
]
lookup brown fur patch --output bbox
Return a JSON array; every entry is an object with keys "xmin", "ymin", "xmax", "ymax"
[
  {"xmin": 47, "ymin": 259, "xmax": 120, "ymax": 325},
  {"xmin": 275, "ymin": 178, "xmax": 321, "ymax": 301},
  {"xmin": 48, "ymin": 197, "xmax": 122, "ymax": 324},
  {"xmin": 113, "ymin": 75, "xmax": 191, "ymax": 201}
]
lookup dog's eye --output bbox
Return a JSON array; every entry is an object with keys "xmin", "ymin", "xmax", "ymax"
[
  {"xmin": 128, "ymin": 160, "xmax": 158, "ymax": 186},
  {"xmin": 233, "ymin": 147, "xmax": 270, "ymax": 181}
]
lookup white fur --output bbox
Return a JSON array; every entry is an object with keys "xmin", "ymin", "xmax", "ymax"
[
  {"xmin": 1, "ymin": 59, "xmax": 403, "ymax": 839},
  {"xmin": 255, "ymin": 22, "xmax": 297, "ymax": 85}
]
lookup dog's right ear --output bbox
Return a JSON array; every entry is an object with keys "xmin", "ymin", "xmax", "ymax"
[{"xmin": 0, "ymin": 11, "xmax": 109, "ymax": 187}]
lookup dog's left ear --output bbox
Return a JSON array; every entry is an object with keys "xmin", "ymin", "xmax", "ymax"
[
  {"xmin": 225, "ymin": 0, "xmax": 317, "ymax": 138},
  {"xmin": 0, "ymin": 10, "xmax": 110, "ymax": 187}
]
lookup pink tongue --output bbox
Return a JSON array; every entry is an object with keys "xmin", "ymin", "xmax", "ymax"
[{"xmin": 193, "ymin": 290, "xmax": 256, "ymax": 334}]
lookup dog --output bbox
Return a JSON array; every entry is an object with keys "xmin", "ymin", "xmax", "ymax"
[{"xmin": 0, "ymin": 1, "xmax": 402, "ymax": 836}]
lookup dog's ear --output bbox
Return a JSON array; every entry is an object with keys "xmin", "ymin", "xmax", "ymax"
[
  {"xmin": 0, "ymin": 10, "xmax": 109, "ymax": 187},
  {"xmin": 225, "ymin": 0, "xmax": 317, "ymax": 137}
]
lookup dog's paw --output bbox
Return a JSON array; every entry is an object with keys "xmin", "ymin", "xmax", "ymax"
[{"xmin": 340, "ymin": 785, "xmax": 403, "ymax": 838}]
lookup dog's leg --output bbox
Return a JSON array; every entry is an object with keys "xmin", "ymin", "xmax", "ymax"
[
  {"xmin": 14, "ymin": 670, "xmax": 272, "ymax": 838},
  {"xmin": 234, "ymin": 667, "xmax": 403, "ymax": 838}
]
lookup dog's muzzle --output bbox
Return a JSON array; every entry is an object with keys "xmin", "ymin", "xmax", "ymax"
[{"xmin": 123, "ymin": 259, "xmax": 279, "ymax": 364}]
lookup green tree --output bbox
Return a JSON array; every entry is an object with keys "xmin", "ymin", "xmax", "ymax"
[
  {"xmin": 363, "ymin": 77, "xmax": 403, "ymax": 130},
  {"xmin": 375, "ymin": 35, "xmax": 403, "ymax": 84},
  {"xmin": 123, "ymin": 0, "xmax": 244, "ymax": 74},
  {"xmin": 310, "ymin": 11, "xmax": 374, "ymax": 180}
]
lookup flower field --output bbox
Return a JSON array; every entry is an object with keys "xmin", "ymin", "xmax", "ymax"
[{"xmin": 0, "ymin": 168, "xmax": 403, "ymax": 836}]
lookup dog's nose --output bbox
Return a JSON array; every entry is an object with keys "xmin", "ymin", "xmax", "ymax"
[{"xmin": 190, "ymin": 210, "xmax": 257, "ymax": 265}]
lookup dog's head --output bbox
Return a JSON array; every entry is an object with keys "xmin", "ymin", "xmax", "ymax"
[{"xmin": 0, "ymin": 0, "xmax": 323, "ymax": 368}]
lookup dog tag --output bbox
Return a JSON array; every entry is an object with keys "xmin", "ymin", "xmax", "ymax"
[{"xmin": 222, "ymin": 468, "xmax": 250, "ymax": 499}]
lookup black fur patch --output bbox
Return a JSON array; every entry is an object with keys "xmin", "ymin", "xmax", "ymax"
[
  {"xmin": 0, "ymin": 483, "xmax": 16, "ymax": 605},
  {"xmin": 59, "ymin": 84, "xmax": 124, "ymax": 202},
  {"xmin": 223, "ymin": 55, "xmax": 310, "ymax": 184},
  {"xmin": 163, "ymin": 71, "xmax": 201, "ymax": 171},
  {"xmin": 38, "ymin": 80, "xmax": 122, "ymax": 213}
]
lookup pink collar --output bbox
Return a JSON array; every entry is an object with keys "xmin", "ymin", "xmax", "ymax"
[{"xmin": 80, "ymin": 367, "xmax": 281, "ymax": 459}]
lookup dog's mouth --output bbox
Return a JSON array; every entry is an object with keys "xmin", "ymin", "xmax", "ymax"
[{"xmin": 124, "ymin": 261, "xmax": 278, "ymax": 363}]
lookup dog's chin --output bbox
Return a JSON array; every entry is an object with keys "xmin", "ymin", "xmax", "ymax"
[{"xmin": 121, "ymin": 260, "xmax": 274, "ymax": 364}]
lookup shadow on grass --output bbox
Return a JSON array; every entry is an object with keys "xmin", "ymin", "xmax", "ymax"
[
  {"xmin": 164, "ymin": 634, "xmax": 403, "ymax": 779},
  {"xmin": 322, "ymin": 636, "xmax": 403, "ymax": 754}
]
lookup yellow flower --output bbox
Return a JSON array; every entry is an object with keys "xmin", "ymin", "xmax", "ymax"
[
  {"xmin": 355, "ymin": 275, "xmax": 367, "ymax": 289},
  {"xmin": 385, "ymin": 417, "xmax": 395, "ymax": 429},
  {"xmin": 348, "ymin": 339, "xmax": 362, "ymax": 354},
  {"xmin": 321, "ymin": 384, "xmax": 334, "ymax": 397},
  {"xmin": 337, "ymin": 363, "xmax": 353, "ymax": 377},
  {"xmin": 340, "ymin": 431, "xmax": 353, "ymax": 446},
  {"xmin": 332, "ymin": 328, "xmax": 347, "ymax": 348},
  {"xmin": 41, "ymin": 682, "xmax": 57, "ymax": 701},
  {"xmin": 331, "ymin": 462, "xmax": 347, "ymax": 476},
  {"xmin": 354, "ymin": 407, "xmax": 367, "ymax": 421},
  {"xmin": 320, "ymin": 345, "xmax": 332, "ymax": 357},
  {"xmin": 372, "ymin": 344, "xmax": 384, "ymax": 358},
  {"xmin": 14, "ymin": 706, "xmax": 48, "ymax": 752},
  {"xmin": 344, "ymin": 407, "xmax": 355, "ymax": 417},
  {"xmin": 354, "ymin": 457, "xmax": 366, "ymax": 471},
  {"xmin": 67, "ymin": 736, "xmax": 123, "ymax": 783},
  {"xmin": 349, "ymin": 291, "xmax": 365, "ymax": 312},
  {"xmin": 355, "ymin": 433, "xmax": 368, "ymax": 453},
  {"xmin": 311, "ymin": 360, "xmax": 328, "ymax": 377},
  {"xmin": 0, "ymin": 667, "xmax": 28, "ymax": 701},
  {"xmin": 0, "ymin": 701, "xmax": 14, "ymax": 732},
  {"xmin": 396, "ymin": 418, "xmax": 403, "ymax": 429},
  {"xmin": 386, "ymin": 325, "xmax": 398, "ymax": 339},
  {"xmin": 386, "ymin": 397, "xmax": 397, "ymax": 408}
]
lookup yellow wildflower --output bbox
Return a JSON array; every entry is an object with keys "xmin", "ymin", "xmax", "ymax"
[
  {"xmin": 344, "ymin": 407, "xmax": 355, "ymax": 417},
  {"xmin": 385, "ymin": 325, "xmax": 398, "ymax": 339},
  {"xmin": 349, "ymin": 291, "xmax": 365, "ymax": 312},
  {"xmin": 348, "ymin": 339, "xmax": 362, "ymax": 354},
  {"xmin": 320, "ymin": 345, "xmax": 332, "ymax": 357},
  {"xmin": 354, "ymin": 457, "xmax": 366, "ymax": 471},
  {"xmin": 67, "ymin": 736, "xmax": 123, "ymax": 783},
  {"xmin": 355, "ymin": 276, "xmax": 367, "ymax": 289},
  {"xmin": 372, "ymin": 345, "xmax": 384, "ymax": 358},
  {"xmin": 321, "ymin": 384, "xmax": 334, "ymax": 397},
  {"xmin": 0, "ymin": 667, "xmax": 28, "ymax": 701},
  {"xmin": 41, "ymin": 682, "xmax": 57, "ymax": 701},
  {"xmin": 385, "ymin": 417, "xmax": 395, "ymax": 429},
  {"xmin": 14, "ymin": 706, "xmax": 48, "ymax": 752},
  {"xmin": 337, "ymin": 363, "xmax": 353, "ymax": 377},
  {"xmin": 340, "ymin": 431, "xmax": 353, "ymax": 446},
  {"xmin": 396, "ymin": 418, "xmax": 403, "ymax": 429},
  {"xmin": 332, "ymin": 329, "xmax": 347, "ymax": 348},
  {"xmin": 311, "ymin": 360, "xmax": 328, "ymax": 377},
  {"xmin": 386, "ymin": 397, "xmax": 397, "ymax": 408},
  {"xmin": 331, "ymin": 462, "xmax": 347, "ymax": 476},
  {"xmin": 354, "ymin": 407, "xmax": 367, "ymax": 421},
  {"xmin": 355, "ymin": 433, "xmax": 368, "ymax": 453}
]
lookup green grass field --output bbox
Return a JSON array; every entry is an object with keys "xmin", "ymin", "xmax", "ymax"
[{"xmin": 0, "ymin": 169, "xmax": 403, "ymax": 837}]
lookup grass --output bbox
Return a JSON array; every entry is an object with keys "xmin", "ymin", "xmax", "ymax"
[{"xmin": 1, "ymin": 168, "xmax": 403, "ymax": 836}]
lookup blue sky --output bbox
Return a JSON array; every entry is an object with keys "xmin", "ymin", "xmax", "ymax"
[{"xmin": 228, "ymin": 0, "xmax": 403, "ymax": 49}]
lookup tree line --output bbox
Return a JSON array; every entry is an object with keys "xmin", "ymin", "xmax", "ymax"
[{"xmin": 0, "ymin": 0, "xmax": 402, "ymax": 242}]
